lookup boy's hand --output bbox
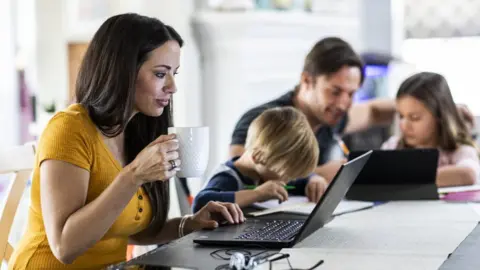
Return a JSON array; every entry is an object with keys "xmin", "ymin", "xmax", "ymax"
[
  {"xmin": 305, "ymin": 175, "xmax": 328, "ymax": 203},
  {"xmin": 254, "ymin": 180, "xmax": 289, "ymax": 202}
]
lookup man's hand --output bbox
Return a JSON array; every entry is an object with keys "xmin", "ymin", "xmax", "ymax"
[
  {"xmin": 314, "ymin": 159, "xmax": 346, "ymax": 183},
  {"xmin": 305, "ymin": 174, "xmax": 328, "ymax": 203}
]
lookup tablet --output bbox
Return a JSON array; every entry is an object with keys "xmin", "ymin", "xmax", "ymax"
[{"xmin": 345, "ymin": 149, "xmax": 439, "ymax": 201}]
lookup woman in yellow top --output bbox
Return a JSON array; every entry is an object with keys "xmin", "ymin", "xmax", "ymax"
[{"xmin": 9, "ymin": 13, "xmax": 244, "ymax": 269}]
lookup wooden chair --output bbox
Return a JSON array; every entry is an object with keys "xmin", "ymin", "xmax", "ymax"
[{"xmin": 0, "ymin": 143, "xmax": 36, "ymax": 265}]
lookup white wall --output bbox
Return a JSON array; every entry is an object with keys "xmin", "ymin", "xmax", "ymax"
[
  {"xmin": 0, "ymin": 0, "xmax": 20, "ymax": 149},
  {"xmin": 36, "ymin": 0, "xmax": 68, "ymax": 112},
  {"xmin": 360, "ymin": 0, "xmax": 405, "ymax": 56},
  {"xmin": 15, "ymin": 0, "xmax": 36, "ymax": 76}
]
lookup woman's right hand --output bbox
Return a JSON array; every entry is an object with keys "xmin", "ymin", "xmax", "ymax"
[
  {"xmin": 254, "ymin": 180, "xmax": 289, "ymax": 202},
  {"xmin": 126, "ymin": 134, "xmax": 181, "ymax": 186}
]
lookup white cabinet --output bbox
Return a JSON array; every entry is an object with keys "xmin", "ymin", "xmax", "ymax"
[{"xmin": 192, "ymin": 10, "xmax": 363, "ymax": 176}]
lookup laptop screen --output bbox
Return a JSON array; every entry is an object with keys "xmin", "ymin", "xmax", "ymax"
[{"xmin": 293, "ymin": 151, "xmax": 372, "ymax": 244}]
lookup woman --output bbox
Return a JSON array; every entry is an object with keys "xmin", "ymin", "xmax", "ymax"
[
  {"xmin": 9, "ymin": 13, "xmax": 244, "ymax": 269},
  {"xmin": 382, "ymin": 72, "xmax": 479, "ymax": 187}
]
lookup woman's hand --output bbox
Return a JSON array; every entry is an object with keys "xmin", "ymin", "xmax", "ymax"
[
  {"xmin": 187, "ymin": 201, "xmax": 245, "ymax": 231},
  {"xmin": 126, "ymin": 134, "xmax": 181, "ymax": 186}
]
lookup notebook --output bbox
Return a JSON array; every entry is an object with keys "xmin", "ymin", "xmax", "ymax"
[{"xmin": 249, "ymin": 196, "xmax": 374, "ymax": 217}]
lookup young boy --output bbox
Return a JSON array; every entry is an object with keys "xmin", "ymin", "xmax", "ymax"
[{"xmin": 192, "ymin": 107, "xmax": 328, "ymax": 213}]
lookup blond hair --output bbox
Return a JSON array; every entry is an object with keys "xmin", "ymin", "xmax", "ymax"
[{"xmin": 245, "ymin": 107, "xmax": 319, "ymax": 179}]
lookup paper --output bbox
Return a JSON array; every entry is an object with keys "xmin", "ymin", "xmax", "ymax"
[
  {"xmin": 253, "ymin": 196, "xmax": 308, "ymax": 209},
  {"xmin": 333, "ymin": 200, "xmax": 375, "ymax": 216},
  {"xmin": 249, "ymin": 197, "xmax": 374, "ymax": 217},
  {"xmin": 438, "ymin": 185, "xmax": 480, "ymax": 194}
]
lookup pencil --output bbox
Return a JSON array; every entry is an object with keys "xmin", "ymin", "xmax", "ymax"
[
  {"xmin": 245, "ymin": 185, "xmax": 295, "ymax": 190},
  {"xmin": 335, "ymin": 135, "xmax": 350, "ymax": 156}
]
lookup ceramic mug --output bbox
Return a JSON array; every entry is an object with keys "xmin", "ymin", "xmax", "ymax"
[{"xmin": 167, "ymin": 127, "xmax": 209, "ymax": 178}]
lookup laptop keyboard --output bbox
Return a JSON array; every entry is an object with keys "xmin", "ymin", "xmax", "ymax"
[{"xmin": 235, "ymin": 220, "xmax": 304, "ymax": 241}]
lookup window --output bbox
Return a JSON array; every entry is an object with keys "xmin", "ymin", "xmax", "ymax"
[{"xmin": 402, "ymin": 37, "xmax": 480, "ymax": 115}]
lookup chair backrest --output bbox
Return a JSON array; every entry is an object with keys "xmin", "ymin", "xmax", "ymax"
[
  {"xmin": 175, "ymin": 177, "xmax": 192, "ymax": 216},
  {"xmin": 0, "ymin": 143, "xmax": 36, "ymax": 264}
]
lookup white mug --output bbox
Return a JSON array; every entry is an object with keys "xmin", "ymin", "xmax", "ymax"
[{"xmin": 168, "ymin": 126, "xmax": 209, "ymax": 178}]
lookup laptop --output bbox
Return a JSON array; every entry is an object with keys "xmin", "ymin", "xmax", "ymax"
[
  {"xmin": 345, "ymin": 149, "xmax": 439, "ymax": 201},
  {"xmin": 192, "ymin": 150, "xmax": 372, "ymax": 249}
]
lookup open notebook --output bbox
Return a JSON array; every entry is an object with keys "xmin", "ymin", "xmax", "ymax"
[
  {"xmin": 438, "ymin": 185, "xmax": 480, "ymax": 202},
  {"xmin": 438, "ymin": 185, "xmax": 480, "ymax": 194},
  {"xmin": 249, "ymin": 196, "xmax": 374, "ymax": 217}
]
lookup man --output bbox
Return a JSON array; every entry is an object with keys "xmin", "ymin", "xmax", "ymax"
[{"xmin": 229, "ymin": 37, "xmax": 473, "ymax": 188}]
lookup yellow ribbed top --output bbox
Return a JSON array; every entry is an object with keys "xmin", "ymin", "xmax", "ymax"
[{"xmin": 9, "ymin": 104, "xmax": 152, "ymax": 270}]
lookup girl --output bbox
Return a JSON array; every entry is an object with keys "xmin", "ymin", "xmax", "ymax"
[{"xmin": 382, "ymin": 72, "xmax": 479, "ymax": 187}]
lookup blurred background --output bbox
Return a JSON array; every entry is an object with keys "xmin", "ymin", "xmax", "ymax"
[{"xmin": 2, "ymin": 0, "xmax": 480, "ymax": 217}]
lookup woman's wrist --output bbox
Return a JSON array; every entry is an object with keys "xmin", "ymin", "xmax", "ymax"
[
  {"xmin": 181, "ymin": 215, "xmax": 197, "ymax": 237},
  {"xmin": 122, "ymin": 163, "xmax": 143, "ymax": 187}
]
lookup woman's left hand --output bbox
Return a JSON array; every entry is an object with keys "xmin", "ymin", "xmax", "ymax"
[{"xmin": 187, "ymin": 201, "xmax": 245, "ymax": 232}]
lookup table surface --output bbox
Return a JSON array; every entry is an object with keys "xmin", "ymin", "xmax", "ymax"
[
  {"xmin": 112, "ymin": 212, "xmax": 306, "ymax": 270},
  {"xmin": 111, "ymin": 203, "xmax": 480, "ymax": 270}
]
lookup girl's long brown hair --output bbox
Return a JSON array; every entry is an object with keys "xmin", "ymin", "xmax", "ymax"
[
  {"xmin": 396, "ymin": 72, "xmax": 475, "ymax": 151},
  {"xmin": 75, "ymin": 13, "xmax": 183, "ymax": 237}
]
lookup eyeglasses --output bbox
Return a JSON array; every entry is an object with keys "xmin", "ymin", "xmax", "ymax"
[
  {"xmin": 268, "ymin": 253, "xmax": 324, "ymax": 270},
  {"xmin": 211, "ymin": 248, "xmax": 324, "ymax": 270}
]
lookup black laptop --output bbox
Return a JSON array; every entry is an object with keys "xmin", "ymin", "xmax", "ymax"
[
  {"xmin": 192, "ymin": 151, "xmax": 372, "ymax": 249},
  {"xmin": 345, "ymin": 149, "xmax": 439, "ymax": 201}
]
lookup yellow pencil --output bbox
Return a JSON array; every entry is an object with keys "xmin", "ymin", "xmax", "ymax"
[{"xmin": 335, "ymin": 135, "xmax": 350, "ymax": 157}]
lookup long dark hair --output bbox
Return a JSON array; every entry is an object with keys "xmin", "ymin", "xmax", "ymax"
[
  {"xmin": 396, "ymin": 72, "xmax": 474, "ymax": 151},
  {"xmin": 75, "ymin": 13, "xmax": 183, "ymax": 236}
]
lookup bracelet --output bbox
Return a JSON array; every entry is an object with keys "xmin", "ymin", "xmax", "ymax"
[{"xmin": 178, "ymin": 215, "xmax": 192, "ymax": 238}]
